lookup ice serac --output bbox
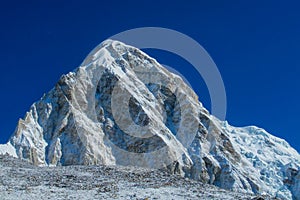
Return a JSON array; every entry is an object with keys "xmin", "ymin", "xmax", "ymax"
[{"xmin": 1, "ymin": 40, "xmax": 300, "ymax": 199}]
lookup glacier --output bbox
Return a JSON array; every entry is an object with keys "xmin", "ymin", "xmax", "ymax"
[{"xmin": 0, "ymin": 39, "xmax": 299, "ymax": 199}]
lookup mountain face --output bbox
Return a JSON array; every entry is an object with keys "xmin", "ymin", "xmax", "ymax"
[{"xmin": 1, "ymin": 40, "xmax": 299, "ymax": 199}]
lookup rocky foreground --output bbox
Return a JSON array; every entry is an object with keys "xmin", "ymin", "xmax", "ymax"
[
  {"xmin": 1, "ymin": 40, "xmax": 299, "ymax": 199},
  {"xmin": 0, "ymin": 154, "xmax": 272, "ymax": 200}
]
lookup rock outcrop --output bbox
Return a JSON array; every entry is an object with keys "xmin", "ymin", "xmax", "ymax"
[{"xmin": 1, "ymin": 40, "xmax": 300, "ymax": 199}]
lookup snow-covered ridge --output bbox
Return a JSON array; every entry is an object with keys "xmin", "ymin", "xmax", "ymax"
[
  {"xmin": 1, "ymin": 39, "xmax": 299, "ymax": 199},
  {"xmin": 0, "ymin": 142, "xmax": 17, "ymax": 157}
]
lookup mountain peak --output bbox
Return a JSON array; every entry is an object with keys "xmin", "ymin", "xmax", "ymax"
[{"xmin": 1, "ymin": 40, "xmax": 300, "ymax": 199}]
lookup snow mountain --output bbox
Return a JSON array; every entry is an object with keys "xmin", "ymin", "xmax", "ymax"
[{"xmin": 1, "ymin": 40, "xmax": 299, "ymax": 199}]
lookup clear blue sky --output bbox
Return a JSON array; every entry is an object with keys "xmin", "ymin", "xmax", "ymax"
[{"xmin": 0, "ymin": 1, "xmax": 299, "ymax": 152}]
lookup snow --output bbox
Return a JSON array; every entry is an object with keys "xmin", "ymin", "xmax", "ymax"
[
  {"xmin": 0, "ymin": 142, "xmax": 17, "ymax": 158},
  {"xmin": 0, "ymin": 39, "xmax": 299, "ymax": 199},
  {"xmin": 0, "ymin": 155, "xmax": 263, "ymax": 200},
  {"xmin": 216, "ymin": 118, "xmax": 300, "ymax": 199}
]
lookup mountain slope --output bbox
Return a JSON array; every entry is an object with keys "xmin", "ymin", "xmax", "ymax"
[
  {"xmin": 1, "ymin": 154, "xmax": 268, "ymax": 200},
  {"xmin": 0, "ymin": 143, "xmax": 17, "ymax": 157},
  {"xmin": 1, "ymin": 40, "xmax": 299, "ymax": 199}
]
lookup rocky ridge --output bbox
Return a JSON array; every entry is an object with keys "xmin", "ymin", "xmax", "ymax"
[
  {"xmin": 0, "ymin": 154, "xmax": 272, "ymax": 200},
  {"xmin": 0, "ymin": 40, "xmax": 299, "ymax": 199}
]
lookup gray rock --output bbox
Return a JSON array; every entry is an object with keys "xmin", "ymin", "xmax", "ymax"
[{"xmin": 1, "ymin": 40, "xmax": 299, "ymax": 199}]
